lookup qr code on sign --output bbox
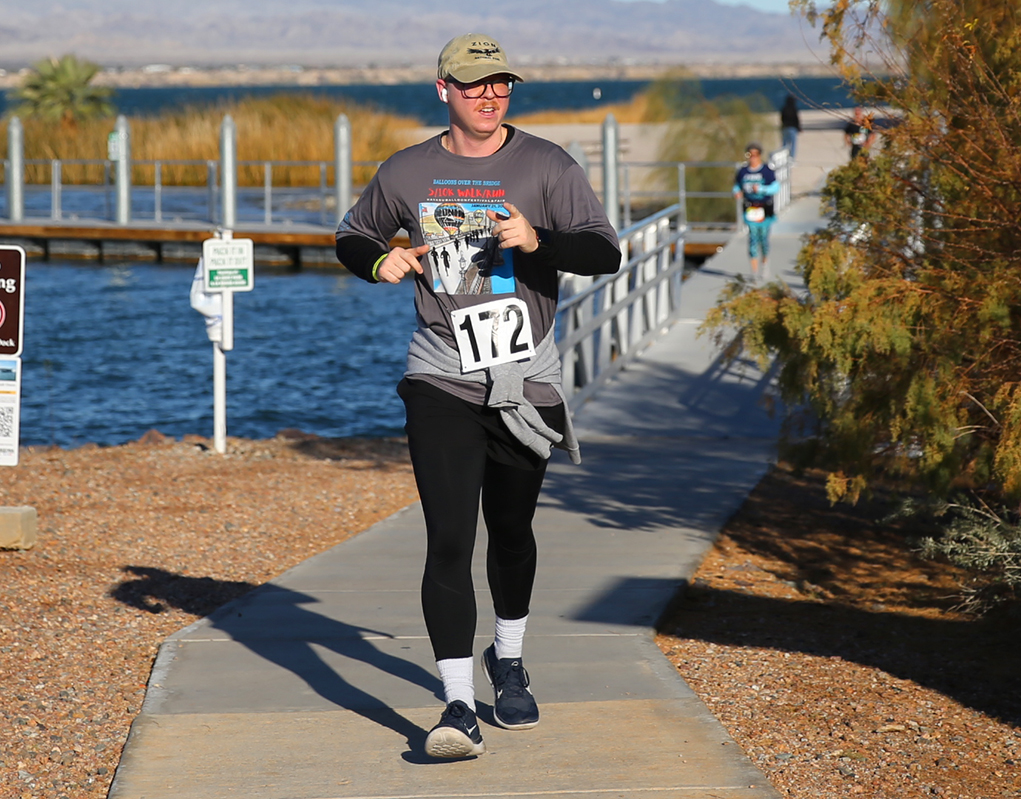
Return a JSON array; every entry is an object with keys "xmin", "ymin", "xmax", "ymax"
[{"xmin": 0, "ymin": 405, "xmax": 14, "ymax": 438}]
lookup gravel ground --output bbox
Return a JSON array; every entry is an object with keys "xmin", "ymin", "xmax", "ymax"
[
  {"xmin": 0, "ymin": 432, "xmax": 418, "ymax": 799},
  {"xmin": 2, "ymin": 437, "xmax": 1018, "ymax": 798},
  {"xmin": 658, "ymin": 464, "xmax": 1021, "ymax": 799}
]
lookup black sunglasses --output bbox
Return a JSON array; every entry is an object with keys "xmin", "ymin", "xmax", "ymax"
[{"xmin": 451, "ymin": 79, "xmax": 515, "ymax": 99}]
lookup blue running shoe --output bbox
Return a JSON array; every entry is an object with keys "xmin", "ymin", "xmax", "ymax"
[
  {"xmin": 424, "ymin": 700, "xmax": 486, "ymax": 758},
  {"xmin": 482, "ymin": 644, "xmax": 540, "ymax": 730}
]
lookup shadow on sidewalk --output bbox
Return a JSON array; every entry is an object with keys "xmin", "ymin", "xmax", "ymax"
[
  {"xmin": 542, "ymin": 433, "xmax": 775, "ymax": 534},
  {"xmin": 111, "ymin": 566, "xmax": 438, "ymax": 752},
  {"xmin": 571, "ymin": 352, "xmax": 780, "ymax": 441}
]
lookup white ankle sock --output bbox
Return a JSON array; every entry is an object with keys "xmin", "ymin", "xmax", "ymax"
[
  {"xmin": 436, "ymin": 657, "xmax": 475, "ymax": 710},
  {"xmin": 494, "ymin": 614, "xmax": 528, "ymax": 660}
]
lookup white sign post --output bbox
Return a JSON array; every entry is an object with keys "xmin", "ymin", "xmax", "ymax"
[{"xmin": 198, "ymin": 231, "xmax": 254, "ymax": 454}]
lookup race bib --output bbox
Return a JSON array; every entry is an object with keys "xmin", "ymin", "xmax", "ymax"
[
  {"xmin": 450, "ymin": 297, "xmax": 535, "ymax": 373},
  {"xmin": 851, "ymin": 132, "xmax": 867, "ymax": 145},
  {"xmin": 745, "ymin": 207, "xmax": 766, "ymax": 223}
]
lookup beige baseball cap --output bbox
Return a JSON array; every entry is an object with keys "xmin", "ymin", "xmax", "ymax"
[{"xmin": 437, "ymin": 33, "xmax": 524, "ymax": 84}]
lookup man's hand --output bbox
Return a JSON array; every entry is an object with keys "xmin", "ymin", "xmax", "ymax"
[
  {"xmin": 487, "ymin": 203, "xmax": 538, "ymax": 253},
  {"xmin": 376, "ymin": 244, "xmax": 429, "ymax": 284}
]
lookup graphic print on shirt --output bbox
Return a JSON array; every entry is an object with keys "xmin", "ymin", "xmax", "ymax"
[
  {"xmin": 740, "ymin": 171, "xmax": 766, "ymax": 196},
  {"xmin": 420, "ymin": 197, "xmax": 516, "ymax": 296}
]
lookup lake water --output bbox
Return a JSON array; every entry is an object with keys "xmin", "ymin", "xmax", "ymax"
[
  {"xmin": 0, "ymin": 76, "xmax": 857, "ymax": 127},
  {"xmin": 23, "ymin": 261, "xmax": 416, "ymax": 448}
]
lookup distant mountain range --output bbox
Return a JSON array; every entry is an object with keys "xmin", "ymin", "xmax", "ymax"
[{"xmin": 0, "ymin": 0, "xmax": 825, "ymax": 69}]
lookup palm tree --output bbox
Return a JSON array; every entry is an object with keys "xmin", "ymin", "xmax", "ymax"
[{"xmin": 10, "ymin": 54, "xmax": 115, "ymax": 128}]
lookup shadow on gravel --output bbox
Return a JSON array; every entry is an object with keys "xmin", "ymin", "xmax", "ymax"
[
  {"xmin": 110, "ymin": 567, "xmax": 433, "ymax": 753},
  {"xmin": 111, "ymin": 565, "xmax": 257, "ymax": 616},
  {"xmin": 278, "ymin": 431, "xmax": 411, "ymax": 466},
  {"xmin": 656, "ymin": 465, "xmax": 1021, "ymax": 728},
  {"xmin": 661, "ymin": 584, "xmax": 1021, "ymax": 727}
]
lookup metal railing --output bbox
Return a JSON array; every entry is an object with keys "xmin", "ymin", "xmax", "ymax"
[
  {"xmin": 4, "ymin": 153, "xmax": 789, "ymax": 228},
  {"xmin": 1, "ymin": 113, "xmax": 363, "ymax": 228},
  {"xmin": 618, "ymin": 159, "xmax": 734, "ymax": 230},
  {"xmin": 768, "ymin": 147, "xmax": 792, "ymax": 215},
  {"xmin": 7, "ymin": 156, "xmax": 381, "ymax": 227},
  {"xmin": 3, "ymin": 144, "xmax": 789, "ymax": 234},
  {"xmin": 556, "ymin": 203, "xmax": 687, "ymax": 409}
]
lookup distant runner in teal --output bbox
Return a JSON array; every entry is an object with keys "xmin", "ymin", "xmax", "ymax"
[
  {"xmin": 336, "ymin": 32, "xmax": 620, "ymax": 760},
  {"xmin": 733, "ymin": 142, "xmax": 779, "ymax": 283}
]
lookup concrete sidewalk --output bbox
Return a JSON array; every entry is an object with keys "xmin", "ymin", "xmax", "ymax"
[{"xmin": 108, "ymin": 189, "xmax": 827, "ymax": 798}]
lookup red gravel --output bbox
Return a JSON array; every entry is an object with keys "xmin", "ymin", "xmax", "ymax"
[
  {"xmin": 0, "ymin": 432, "xmax": 418, "ymax": 799},
  {"xmin": 4, "ymin": 439, "xmax": 1018, "ymax": 799},
  {"xmin": 658, "ymin": 464, "xmax": 1021, "ymax": 799}
]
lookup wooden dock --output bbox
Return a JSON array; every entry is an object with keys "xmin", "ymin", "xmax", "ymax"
[
  {"xmin": 0, "ymin": 220, "xmax": 340, "ymax": 267},
  {"xmin": 0, "ymin": 219, "xmax": 728, "ymax": 267}
]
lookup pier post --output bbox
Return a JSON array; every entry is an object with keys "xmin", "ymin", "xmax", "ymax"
[
  {"xmin": 677, "ymin": 163, "xmax": 687, "ymax": 228},
  {"xmin": 220, "ymin": 115, "xmax": 237, "ymax": 230},
  {"xmin": 334, "ymin": 114, "xmax": 352, "ymax": 225},
  {"xmin": 7, "ymin": 116, "xmax": 24, "ymax": 222},
  {"xmin": 213, "ymin": 341, "xmax": 227, "ymax": 454},
  {"xmin": 115, "ymin": 115, "xmax": 131, "ymax": 225},
  {"xmin": 214, "ymin": 282, "xmax": 234, "ymax": 455},
  {"xmin": 602, "ymin": 114, "xmax": 620, "ymax": 231},
  {"xmin": 51, "ymin": 160, "xmax": 62, "ymax": 221}
]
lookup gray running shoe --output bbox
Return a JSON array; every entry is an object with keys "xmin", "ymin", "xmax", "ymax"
[
  {"xmin": 482, "ymin": 644, "xmax": 540, "ymax": 730},
  {"xmin": 424, "ymin": 700, "xmax": 486, "ymax": 758}
]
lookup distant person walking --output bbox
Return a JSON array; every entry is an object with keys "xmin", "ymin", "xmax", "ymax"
[
  {"xmin": 779, "ymin": 94, "xmax": 800, "ymax": 160},
  {"xmin": 844, "ymin": 106, "xmax": 876, "ymax": 161},
  {"xmin": 734, "ymin": 142, "xmax": 779, "ymax": 283}
]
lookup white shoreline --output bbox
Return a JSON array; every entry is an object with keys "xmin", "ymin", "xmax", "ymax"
[{"xmin": 0, "ymin": 62, "xmax": 841, "ymax": 91}]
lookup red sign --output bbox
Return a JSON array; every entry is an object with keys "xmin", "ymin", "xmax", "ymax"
[{"xmin": 0, "ymin": 247, "xmax": 25, "ymax": 357}]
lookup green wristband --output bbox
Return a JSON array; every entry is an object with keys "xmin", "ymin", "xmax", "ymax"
[{"xmin": 371, "ymin": 253, "xmax": 387, "ymax": 281}]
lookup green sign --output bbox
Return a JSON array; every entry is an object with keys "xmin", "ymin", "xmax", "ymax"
[{"xmin": 202, "ymin": 238, "xmax": 254, "ymax": 292}]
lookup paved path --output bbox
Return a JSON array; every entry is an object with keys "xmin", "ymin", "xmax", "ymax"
[{"xmin": 108, "ymin": 170, "xmax": 830, "ymax": 798}]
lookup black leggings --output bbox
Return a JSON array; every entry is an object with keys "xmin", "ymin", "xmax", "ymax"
[{"xmin": 398, "ymin": 378, "xmax": 564, "ymax": 661}]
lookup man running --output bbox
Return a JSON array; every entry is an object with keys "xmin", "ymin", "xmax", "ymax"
[{"xmin": 335, "ymin": 33, "xmax": 621, "ymax": 759}]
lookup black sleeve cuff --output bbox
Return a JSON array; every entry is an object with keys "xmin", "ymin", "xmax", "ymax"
[
  {"xmin": 336, "ymin": 235, "xmax": 389, "ymax": 283},
  {"xmin": 528, "ymin": 228, "xmax": 621, "ymax": 276}
]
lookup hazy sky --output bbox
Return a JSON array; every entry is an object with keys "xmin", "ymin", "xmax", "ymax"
[
  {"xmin": 715, "ymin": 0, "xmax": 795, "ymax": 12},
  {"xmin": 620, "ymin": 0, "xmax": 795, "ymax": 13}
]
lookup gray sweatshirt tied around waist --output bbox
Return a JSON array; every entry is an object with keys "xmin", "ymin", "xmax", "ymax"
[{"xmin": 405, "ymin": 325, "xmax": 581, "ymax": 465}]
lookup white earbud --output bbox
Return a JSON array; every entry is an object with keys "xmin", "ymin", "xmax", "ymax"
[{"xmin": 440, "ymin": 88, "xmax": 448, "ymax": 103}]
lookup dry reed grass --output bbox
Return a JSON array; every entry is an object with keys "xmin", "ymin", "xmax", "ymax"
[
  {"xmin": 506, "ymin": 91, "xmax": 658, "ymax": 126},
  {"xmin": 0, "ymin": 94, "xmax": 419, "ymax": 187}
]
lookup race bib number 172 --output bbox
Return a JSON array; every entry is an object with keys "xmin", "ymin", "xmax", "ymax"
[{"xmin": 449, "ymin": 297, "xmax": 535, "ymax": 373}]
